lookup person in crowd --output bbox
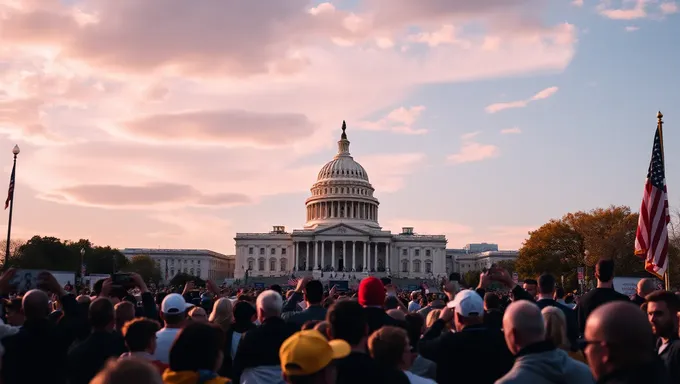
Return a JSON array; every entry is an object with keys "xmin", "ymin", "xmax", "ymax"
[
  {"xmin": 542, "ymin": 306, "xmax": 586, "ymax": 363},
  {"xmin": 188, "ymin": 306, "xmax": 208, "ymax": 322},
  {"xmin": 564, "ymin": 293, "xmax": 576, "ymax": 309},
  {"xmin": 283, "ymin": 277, "xmax": 328, "ymax": 327},
  {"xmin": 535, "ymin": 273, "xmax": 578, "ymax": 345},
  {"xmin": 577, "ymin": 259, "xmax": 629, "ymax": 334},
  {"xmin": 645, "ymin": 290, "xmax": 680, "ymax": 382},
  {"xmin": 385, "ymin": 296, "xmax": 401, "ymax": 311},
  {"xmin": 162, "ymin": 322, "xmax": 231, "ymax": 384},
  {"xmin": 3, "ymin": 297, "xmax": 23, "ymax": 327},
  {"xmin": 419, "ymin": 289, "xmax": 513, "ymax": 384},
  {"xmin": 68, "ymin": 297, "xmax": 128, "ymax": 384},
  {"xmin": 279, "ymin": 329, "xmax": 350, "ymax": 384},
  {"xmin": 153, "ymin": 293, "xmax": 192, "ymax": 364},
  {"xmin": 90, "ymin": 358, "xmax": 163, "ymax": 384},
  {"xmin": 313, "ymin": 320, "xmax": 330, "ymax": 338},
  {"xmin": 2, "ymin": 269, "xmax": 81, "ymax": 384},
  {"xmin": 483, "ymin": 292, "xmax": 503, "ymax": 331},
  {"xmin": 408, "ymin": 291, "xmax": 421, "ymax": 312},
  {"xmin": 424, "ymin": 309, "xmax": 441, "ymax": 329},
  {"xmin": 496, "ymin": 301, "xmax": 593, "ymax": 383},
  {"xmin": 369, "ymin": 326, "xmax": 436, "ymax": 384},
  {"xmin": 522, "ymin": 279, "xmax": 538, "ymax": 299},
  {"xmin": 119, "ymin": 317, "xmax": 168, "ymax": 374},
  {"xmin": 219, "ymin": 300, "xmax": 257, "ymax": 378},
  {"xmin": 210, "ymin": 297, "xmax": 234, "ymax": 333},
  {"xmin": 631, "ymin": 278, "xmax": 657, "ymax": 306},
  {"xmin": 301, "ymin": 320, "xmax": 321, "ymax": 330},
  {"xmin": 417, "ymin": 295, "xmax": 445, "ymax": 319},
  {"xmin": 358, "ymin": 277, "xmax": 400, "ymax": 334},
  {"xmin": 232, "ymin": 289, "xmax": 297, "ymax": 383},
  {"xmin": 115, "ymin": 301, "xmax": 136, "ymax": 331},
  {"xmin": 584, "ymin": 301, "xmax": 669, "ymax": 383},
  {"xmin": 403, "ymin": 313, "xmax": 437, "ymax": 381},
  {"xmin": 326, "ymin": 300, "xmax": 409, "ymax": 384},
  {"xmin": 553, "ymin": 287, "xmax": 571, "ymax": 308}
]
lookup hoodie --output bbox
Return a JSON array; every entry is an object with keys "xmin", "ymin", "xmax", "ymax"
[{"xmin": 495, "ymin": 341, "xmax": 595, "ymax": 384}]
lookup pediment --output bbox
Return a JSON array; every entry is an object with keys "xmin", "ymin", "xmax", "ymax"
[{"xmin": 314, "ymin": 224, "xmax": 370, "ymax": 236}]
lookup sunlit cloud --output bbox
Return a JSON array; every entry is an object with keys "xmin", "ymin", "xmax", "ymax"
[{"xmin": 485, "ymin": 86, "xmax": 559, "ymax": 114}]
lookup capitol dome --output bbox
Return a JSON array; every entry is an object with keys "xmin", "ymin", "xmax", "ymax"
[{"xmin": 305, "ymin": 122, "xmax": 380, "ymax": 230}]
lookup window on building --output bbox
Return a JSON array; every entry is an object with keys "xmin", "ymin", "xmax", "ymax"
[
  {"xmin": 402, "ymin": 260, "xmax": 408, "ymax": 273},
  {"xmin": 248, "ymin": 247, "xmax": 253, "ymax": 255},
  {"xmin": 270, "ymin": 248, "xmax": 276, "ymax": 255},
  {"xmin": 190, "ymin": 268, "xmax": 194, "ymax": 275},
  {"xmin": 258, "ymin": 258, "xmax": 265, "ymax": 271},
  {"xmin": 170, "ymin": 269, "xmax": 175, "ymax": 276},
  {"xmin": 414, "ymin": 260, "xmax": 421, "ymax": 273},
  {"xmin": 425, "ymin": 262, "xmax": 432, "ymax": 273},
  {"xmin": 260, "ymin": 248, "xmax": 265, "ymax": 255},
  {"xmin": 281, "ymin": 248, "xmax": 287, "ymax": 255},
  {"xmin": 402, "ymin": 249, "xmax": 407, "ymax": 256},
  {"xmin": 426, "ymin": 249, "xmax": 431, "ymax": 257},
  {"xmin": 415, "ymin": 249, "xmax": 420, "ymax": 257},
  {"xmin": 269, "ymin": 258, "xmax": 276, "ymax": 271},
  {"xmin": 280, "ymin": 258, "xmax": 287, "ymax": 271},
  {"xmin": 197, "ymin": 260, "xmax": 200, "ymax": 264},
  {"xmin": 248, "ymin": 259, "xmax": 254, "ymax": 270}
]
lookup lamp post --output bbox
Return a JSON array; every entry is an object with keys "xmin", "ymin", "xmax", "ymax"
[
  {"xmin": 4, "ymin": 145, "xmax": 19, "ymax": 267},
  {"xmin": 80, "ymin": 248, "xmax": 85, "ymax": 285}
]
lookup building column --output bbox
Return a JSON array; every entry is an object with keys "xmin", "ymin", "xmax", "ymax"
[
  {"xmin": 321, "ymin": 241, "xmax": 326, "ymax": 268},
  {"xmin": 408, "ymin": 247, "xmax": 412, "ymax": 275},
  {"xmin": 352, "ymin": 241, "xmax": 356, "ymax": 271},
  {"xmin": 331, "ymin": 241, "xmax": 336, "ymax": 270},
  {"xmin": 373, "ymin": 242, "xmax": 378, "ymax": 270},
  {"xmin": 294, "ymin": 242, "xmax": 298, "ymax": 271},
  {"xmin": 363, "ymin": 242, "xmax": 367, "ymax": 271},
  {"xmin": 342, "ymin": 241, "xmax": 346, "ymax": 271},
  {"xmin": 314, "ymin": 241, "xmax": 319, "ymax": 269},
  {"xmin": 386, "ymin": 243, "xmax": 390, "ymax": 271}
]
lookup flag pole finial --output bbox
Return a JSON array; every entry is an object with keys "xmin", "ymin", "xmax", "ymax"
[{"xmin": 657, "ymin": 111, "xmax": 663, "ymax": 122}]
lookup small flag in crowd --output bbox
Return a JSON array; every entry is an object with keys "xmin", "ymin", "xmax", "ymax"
[
  {"xmin": 288, "ymin": 278, "xmax": 298, "ymax": 286},
  {"xmin": 4, "ymin": 160, "xmax": 15, "ymax": 210},
  {"xmin": 635, "ymin": 112, "xmax": 670, "ymax": 279}
]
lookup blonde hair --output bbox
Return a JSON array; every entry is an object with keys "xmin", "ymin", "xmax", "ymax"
[
  {"xmin": 209, "ymin": 297, "xmax": 234, "ymax": 332},
  {"xmin": 426, "ymin": 309, "xmax": 441, "ymax": 329},
  {"xmin": 541, "ymin": 306, "xmax": 569, "ymax": 350}
]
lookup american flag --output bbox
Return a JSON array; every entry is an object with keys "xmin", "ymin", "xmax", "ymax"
[
  {"xmin": 635, "ymin": 115, "xmax": 670, "ymax": 279},
  {"xmin": 288, "ymin": 278, "xmax": 298, "ymax": 286},
  {"xmin": 4, "ymin": 161, "xmax": 15, "ymax": 210}
]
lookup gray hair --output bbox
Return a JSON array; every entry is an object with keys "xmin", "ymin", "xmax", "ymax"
[
  {"xmin": 503, "ymin": 300, "xmax": 546, "ymax": 348},
  {"xmin": 256, "ymin": 290, "xmax": 283, "ymax": 318}
]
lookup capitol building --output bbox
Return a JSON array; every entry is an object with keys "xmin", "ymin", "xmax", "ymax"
[{"xmin": 235, "ymin": 123, "xmax": 449, "ymax": 282}]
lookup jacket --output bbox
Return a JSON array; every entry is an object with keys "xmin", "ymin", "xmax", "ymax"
[{"xmin": 495, "ymin": 341, "xmax": 595, "ymax": 384}]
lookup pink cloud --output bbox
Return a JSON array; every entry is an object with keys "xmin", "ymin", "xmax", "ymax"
[
  {"xmin": 356, "ymin": 106, "xmax": 428, "ymax": 135},
  {"xmin": 485, "ymin": 86, "xmax": 559, "ymax": 113},
  {"xmin": 447, "ymin": 133, "xmax": 500, "ymax": 164},
  {"xmin": 660, "ymin": 2, "xmax": 679, "ymax": 14},
  {"xmin": 42, "ymin": 182, "xmax": 252, "ymax": 209},
  {"xmin": 118, "ymin": 110, "xmax": 316, "ymax": 147},
  {"xmin": 598, "ymin": 0, "xmax": 648, "ymax": 20},
  {"xmin": 501, "ymin": 127, "xmax": 522, "ymax": 134}
]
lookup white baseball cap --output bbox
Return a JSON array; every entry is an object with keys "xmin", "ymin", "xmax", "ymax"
[
  {"xmin": 447, "ymin": 289, "xmax": 484, "ymax": 317},
  {"xmin": 161, "ymin": 293, "xmax": 194, "ymax": 314}
]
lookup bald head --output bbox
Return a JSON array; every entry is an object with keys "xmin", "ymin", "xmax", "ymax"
[
  {"xmin": 503, "ymin": 300, "xmax": 545, "ymax": 354},
  {"xmin": 22, "ymin": 289, "xmax": 49, "ymax": 320},
  {"xmin": 585, "ymin": 301, "xmax": 655, "ymax": 379},
  {"xmin": 387, "ymin": 309, "xmax": 406, "ymax": 322},
  {"xmin": 637, "ymin": 278, "xmax": 657, "ymax": 298}
]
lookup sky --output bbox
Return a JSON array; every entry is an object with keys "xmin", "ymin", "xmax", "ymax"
[{"xmin": 0, "ymin": 0, "xmax": 678, "ymax": 255}]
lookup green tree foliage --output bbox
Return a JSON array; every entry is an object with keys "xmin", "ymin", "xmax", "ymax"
[
  {"xmin": 122, "ymin": 255, "xmax": 162, "ymax": 284},
  {"xmin": 169, "ymin": 272, "xmax": 205, "ymax": 287},
  {"xmin": 495, "ymin": 260, "xmax": 516, "ymax": 274},
  {"xmin": 515, "ymin": 206, "xmax": 648, "ymax": 292},
  {"xmin": 463, "ymin": 270, "xmax": 481, "ymax": 288},
  {"xmin": 8, "ymin": 236, "xmax": 129, "ymax": 275}
]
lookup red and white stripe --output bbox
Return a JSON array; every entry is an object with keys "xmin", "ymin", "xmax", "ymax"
[{"xmin": 635, "ymin": 181, "xmax": 670, "ymax": 278}]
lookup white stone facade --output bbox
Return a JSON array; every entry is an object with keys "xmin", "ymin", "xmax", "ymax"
[
  {"xmin": 446, "ymin": 243, "xmax": 519, "ymax": 274},
  {"xmin": 122, "ymin": 248, "xmax": 235, "ymax": 282},
  {"xmin": 234, "ymin": 123, "xmax": 447, "ymax": 280}
]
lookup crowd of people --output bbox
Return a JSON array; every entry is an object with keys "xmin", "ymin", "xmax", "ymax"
[{"xmin": 0, "ymin": 258, "xmax": 677, "ymax": 384}]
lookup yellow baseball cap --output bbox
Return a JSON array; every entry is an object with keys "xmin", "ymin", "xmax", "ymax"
[{"xmin": 279, "ymin": 330, "xmax": 351, "ymax": 376}]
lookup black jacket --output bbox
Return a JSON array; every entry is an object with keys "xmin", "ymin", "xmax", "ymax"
[
  {"xmin": 282, "ymin": 293, "xmax": 327, "ymax": 328},
  {"xmin": 364, "ymin": 306, "xmax": 401, "ymax": 335},
  {"xmin": 577, "ymin": 288, "xmax": 629, "ymax": 334},
  {"xmin": 218, "ymin": 322, "xmax": 257, "ymax": 378},
  {"xmin": 658, "ymin": 337, "xmax": 680, "ymax": 383},
  {"xmin": 67, "ymin": 330, "xmax": 128, "ymax": 384},
  {"xmin": 597, "ymin": 358, "xmax": 669, "ymax": 384},
  {"xmin": 336, "ymin": 351, "xmax": 409, "ymax": 384},
  {"xmin": 231, "ymin": 316, "xmax": 298, "ymax": 383},
  {"xmin": 419, "ymin": 321, "xmax": 514, "ymax": 384}
]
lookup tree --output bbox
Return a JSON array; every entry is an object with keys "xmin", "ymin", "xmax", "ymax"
[
  {"xmin": 13, "ymin": 236, "xmax": 76, "ymax": 271},
  {"xmin": 515, "ymin": 206, "xmax": 646, "ymax": 292},
  {"xmin": 123, "ymin": 255, "xmax": 161, "ymax": 284},
  {"xmin": 0, "ymin": 238, "xmax": 25, "ymax": 267},
  {"xmin": 463, "ymin": 270, "xmax": 481, "ymax": 288},
  {"xmin": 495, "ymin": 260, "xmax": 516, "ymax": 274},
  {"xmin": 169, "ymin": 272, "xmax": 205, "ymax": 287}
]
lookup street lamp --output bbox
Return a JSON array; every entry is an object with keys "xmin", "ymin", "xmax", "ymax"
[
  {"xmin": 4, "ymin": 145, "xmax": 20, "ymax": 268},
  {"xmin": 80, "ymin": 248, "xmax": 85, "ymax": 279}
]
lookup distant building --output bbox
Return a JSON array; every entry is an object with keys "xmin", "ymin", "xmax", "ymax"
[
  {"xmin": 446, "ymin": 243, "xmax": 519, "ymax": 274},
  {"xmin": 121, "ymin": 248, "xmax": 235, "ymax": 282},
  {"xmin": 234, "ymin": 123, "xmax": 447, "ymax": 281}
]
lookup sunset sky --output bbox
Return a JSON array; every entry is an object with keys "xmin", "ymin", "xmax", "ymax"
[{"xmin": 0, "ymin": 0, "xmax": 678, "ymax": 255}]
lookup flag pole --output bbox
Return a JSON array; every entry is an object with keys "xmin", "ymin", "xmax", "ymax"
[
  {"xmin": 4, "ymin": 145, "xmax": 19, "ymax": 269},
  {"xmin": 657, "ymin": 111, "xmax": 671, "ymax": 291}
]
